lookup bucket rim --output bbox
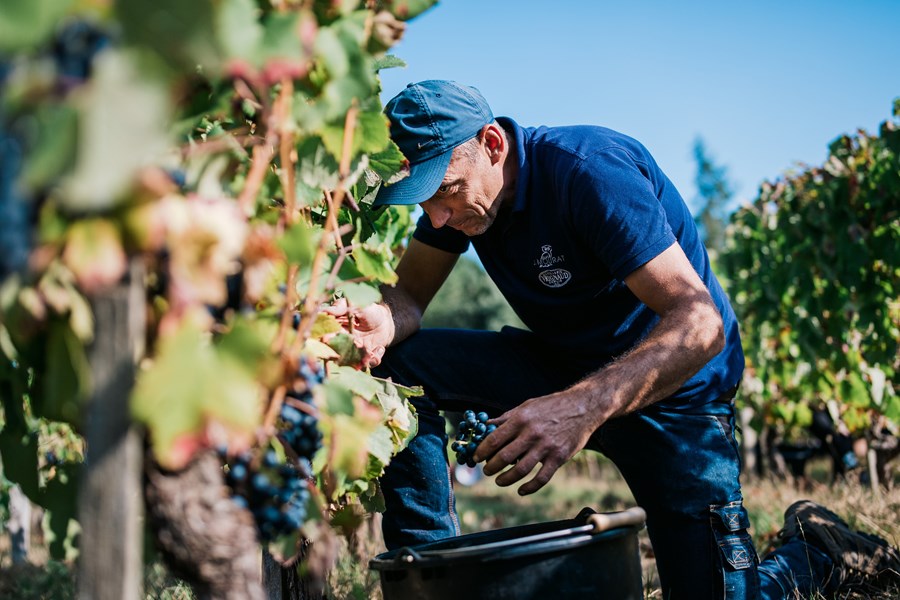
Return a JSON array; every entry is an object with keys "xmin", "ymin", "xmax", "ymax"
[{"xmin": 369, "ymin": 517, "xmax": 641, "ymax": 571}]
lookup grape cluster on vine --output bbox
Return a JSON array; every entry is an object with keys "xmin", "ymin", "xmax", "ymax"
[
  {"xmin": 223, "ymin": 449, "xmax": 311, "ymax": 542},
  {"xmin": 451, "ymin": 410, "xmax": 496, "ymax": 468},
  {"xmin": 221, "ymin": 360, "xmax": 325, "ymax": 541},
  {"xmin": 279, "ymin": 361, "xmax": 325, "ymax": 464}
]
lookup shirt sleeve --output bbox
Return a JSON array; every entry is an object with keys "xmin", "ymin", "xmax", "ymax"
[
  {"xmin": 411, "ymin": 211, "xmax": 471, "ymax": 254},
  {"xmin": 569, "ymin": 146, "xmax": 676, "ymax": 280}
]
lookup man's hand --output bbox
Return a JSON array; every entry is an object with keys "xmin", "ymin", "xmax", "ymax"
[
  {"xmin": 472, "ymin": 390, "xmax": 606, "ymax": 495},
  {"xmin": 322, "ymin": 298, "xmax": 395, "ymax": 368}
]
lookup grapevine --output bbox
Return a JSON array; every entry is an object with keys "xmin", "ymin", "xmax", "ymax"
[
  {"xmin": 0, "ymin": 0, "xmax": 437, "ymax": 588},
  {"xmin": 722, "ymin": 102, "xmax": 900, "ymax": 437}
]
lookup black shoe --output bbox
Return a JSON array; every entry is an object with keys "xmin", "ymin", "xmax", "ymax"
[{"xmin": 779, "ymin": 500, "xmax": 900, "ymax": 593}]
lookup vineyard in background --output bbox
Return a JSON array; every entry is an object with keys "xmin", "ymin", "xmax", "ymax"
[{"xmin": 721, "ymin": 103, "xmax": 899, "ymax": 481}]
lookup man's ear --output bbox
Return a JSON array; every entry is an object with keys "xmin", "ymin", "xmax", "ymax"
[{"xmin": 481, "ymin": 123, "xmax": 504, "ymax": 162}]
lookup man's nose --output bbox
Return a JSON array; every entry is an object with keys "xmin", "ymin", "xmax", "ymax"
[{"xmin": 422, "ymin": 200, "xmax": 452, "ymax": 228}]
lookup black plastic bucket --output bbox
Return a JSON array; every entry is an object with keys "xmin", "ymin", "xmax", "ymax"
[{"xmin": 369, "ymin": 507, "xmax": 646, "ymax": 600}]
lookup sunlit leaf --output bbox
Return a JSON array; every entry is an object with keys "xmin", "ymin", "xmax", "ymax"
[
  {"xmin": 278, "ymin": 221, "xmax": 320, "ymax": 266},
  {"xmin": 335, "ymin": 281, "xmax": 381, "ymax": 307},
  {"xmin": 0, "ymin": 0, "xmax": 73, "ymax": 52},
  {"xmin": 131, "ymin": 324, "xmax": 262, "ymax": 470},
  {"xmin": 377, "ymin": 0, "xmax": 438, "ymax": 21},
  {"xmin": 59, "ymin": 51, "xmax": 171, "ymax": 211}
]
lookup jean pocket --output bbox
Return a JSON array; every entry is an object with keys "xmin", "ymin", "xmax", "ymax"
[{"xmin": 710, "ymin": 502, "xmax": 759, "ymax": 599}]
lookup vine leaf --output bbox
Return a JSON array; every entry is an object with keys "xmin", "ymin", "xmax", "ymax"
[
  {"xmin": 378, "ymin": 0, "xmax": 439, "ymax": 21},
  {"xmin": 132, "ymin": 324, "xmax": 262, "ymax": 470},
  {"xmin": 278, "ymin": 221, "xmax": 320, "ymax": 266},
  {"xmin": 61, "ymin": 218, "xmax": 128, "ymax": 294},
  {"xmin": 59, "ymin": 51, "xmax": 171, "ymax": 212},
  {"xmin": 0, "ymin": 0, "xmax": 72, "ymax": 52}
]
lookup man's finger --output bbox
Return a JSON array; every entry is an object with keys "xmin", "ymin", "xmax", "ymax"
[
  {"xmin": 472, "ymin": 420, "xmax": 514, "ymax": 463},
  {"xmin": 481, "ymin": 435, "xmax": 530, "ymax": 477},
  {"xmin": 517, "ymin": 460, "xmax": 560, "ymax": 496},
  {"xmin": 494, "ymin": 452, "xmax": 541, "ymax": 487}
]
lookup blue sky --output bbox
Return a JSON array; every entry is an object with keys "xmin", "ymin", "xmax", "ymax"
[{"xmin": 380, "ymin": 0, "xmax": 900, "ymax": 213}]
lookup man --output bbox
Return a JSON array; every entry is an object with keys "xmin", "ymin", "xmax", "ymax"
[{"xmin": 345, "ymin": 80, "xmax": 899, "ymax": 598}]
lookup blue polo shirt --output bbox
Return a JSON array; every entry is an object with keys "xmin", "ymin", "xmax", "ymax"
[{"xmin": 413, "ymin": 117, "xmax": 744, "ymax": 410}]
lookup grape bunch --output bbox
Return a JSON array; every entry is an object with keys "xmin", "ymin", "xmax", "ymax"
[
  {"xmin": 223, "ymin": 449, "xmax": 311, "ymax": 542},
  {"xmin": 0, "ymin": 132, "xmax": 30, "ymax": 280},
  {"xmin": 451, "ymin": 410, "xmax": 496, "ymax": 468},
  {"xmin": 221, "ymin": 360, "xmax": 326, "ymax": 541},
  {"xmin": 279, "ymin": 361, "xmax": 325, "ymax": 464}
]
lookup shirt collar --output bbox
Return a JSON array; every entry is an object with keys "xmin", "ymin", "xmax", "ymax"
[{"xmin": 496, "ymin": 116, "xmax": 530, "ymax": 213}]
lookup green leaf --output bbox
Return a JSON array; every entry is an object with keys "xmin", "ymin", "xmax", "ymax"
[
  {"xmin": 321, "ymin": 109, "xmax": 390, "ymax": 163},
  {"xmin": 352, "ymin": 243, "xmax": 398, "ymax": 285},
  {"xmin": 324, "ymin": 332, "xmax": 364, "ymax": 366},
  {"xmin": 278, "ymin": 221, "xmax": 320, "ymax": 266},
  {"xmin": 216, "ymin": 0, "xmax": 264, "ymax": 62},
  {"xmin": 131, "ymin": 325, "xmax": 262, "ymax": 470},
  {"xmin": 335, "ymin": 281, "xmax": 381, "ymax": 307},
  {"xmin": 39, "ymin": 462, "xmax": 81, "ymax": 560},
  {"xmin": 379, "ymin": 0, "xmax": 438, "ymax": 21},
  {"xmin": 366, "ymin": 424, "xmax": 394, "ymax": 466},
  {"xmin": 0, "ymin": 0, "xmax": 73, "ymax": 53},
  {"xmin": 0, "ymin": 428, "xmax": 40, "ymax": 502},
  {"xmin": 358, "ymin": 479, "xmax": 386, "ymax": 513},
  {"xmin": 21, "ymin": 106, "xmax": 78, "ymax": 192},
  {"xmin": 118, "ymin": 0, "xmax": 221, "ymax": 73},
  {"xmin": 321, "ymin": 396, "xmax": 383, "ymax": 481},
  {"xmin": 259, "ymin": 12, "xmax": 306, "ymax": 64},
  {"xmin": 367, "ymin": 140, "xmax": 409, "ymax": 184},
  {"xmin": 310, "ymin": 313, "xmax": 344, "ymax": 338},
  {"xmin": 295, "ymin": 137, "xmax": 341, "ymax": 191},
  {"xmin": 373, "ymin": 54, "xmax": 407, "ymax": 72},
  {"xmin": 330, "ymin": 365, "xmax": 382, "ymax": 399},
  {"xmin": 59, "ymin": 51, "xmax": 171, "ymax": 211},
  {"xmin": 320, "ymin": 380, "xmax": 354, "ymax": 416},
  {"xmin": 841, "ymin": 372, "xmax": 871, "ymax": 409},
  {"xmin": 38, "ymin": 322, "xmax": 91, "ymax": 427}
]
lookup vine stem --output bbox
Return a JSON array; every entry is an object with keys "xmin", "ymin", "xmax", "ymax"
[
  {"xmin": 261, "ymin": 384, "xmax": 287, "ymax": 443},
  {"xmin": 290, "ymin": 104, "xmax": 360, "ymax": 356},
  {"xmin": 239, "ymin": 143, "xmax": 274, "ymax": 215},
  {"xmin": 270, "ymin": 79, "xmax": 302, "ymax": 355},
  {"xmin": 277, "ymin": 80, "xmax": 298, "ymax": 224}
]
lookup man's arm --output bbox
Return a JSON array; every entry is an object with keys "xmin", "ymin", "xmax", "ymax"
[
  {"xmin": 339, "ymin": 237, "xmax": 459, "ymax": 366},
  {"xmin": 473, "ymin": 242, "xmax": 725, "ymax": 494}
]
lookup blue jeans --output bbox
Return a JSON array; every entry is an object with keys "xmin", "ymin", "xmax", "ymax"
[{"xmin": 375, "ymin": 328, "xmax": 835, "ymax": 599}]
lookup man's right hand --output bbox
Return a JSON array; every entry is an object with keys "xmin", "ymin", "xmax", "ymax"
[{"xmin": 322, "ymin": 298, "xmax": 395, "ymax": 368}]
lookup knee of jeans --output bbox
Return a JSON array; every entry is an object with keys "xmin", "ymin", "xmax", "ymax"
[{"xmin": 710, "ymin": 501, "xmax": 759, "ymax": 598}]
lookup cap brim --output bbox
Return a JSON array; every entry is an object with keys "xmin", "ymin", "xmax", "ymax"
[{"xmin": 373, "ymin": 148, "xmax": 454, "ymax": 206}]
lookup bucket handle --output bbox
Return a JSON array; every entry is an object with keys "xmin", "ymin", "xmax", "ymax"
[
  {"xmin": 391, "ymin": 507, "xmax": 647, "ymax": 562},
  {"xmin": 585, "ymin": 507, "xmax": 646, "ymax": 534}
]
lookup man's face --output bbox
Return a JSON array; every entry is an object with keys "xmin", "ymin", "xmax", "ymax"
[{"xmin": 419, "ymin": 140, "xmax": 505, "ymax": 237}]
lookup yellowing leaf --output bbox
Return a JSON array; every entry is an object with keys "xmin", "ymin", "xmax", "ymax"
[
  {"xmin": 132, "ymin": 324, "xmax": 262, "ymax": 470},
  {"xmin": 62, "ymin": 219, "xmax": 127, "ymax": 293}
]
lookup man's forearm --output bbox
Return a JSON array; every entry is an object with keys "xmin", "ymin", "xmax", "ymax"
[
  {"xmin": 570, "ymin": 299, "xmax": 725, "ymax": 429},
  {"xmin": 381, "ymin": 284, "xmax": 424, "ymax": 346}
]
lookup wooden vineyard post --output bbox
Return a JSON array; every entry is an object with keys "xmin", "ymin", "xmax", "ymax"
[
  {"xmin": 262, "ymin": 545, "xmax": 325, "ymax": 600},
  {"xmin": 77, "ymin": 261, "xmax": 145, "ymax": 600}
]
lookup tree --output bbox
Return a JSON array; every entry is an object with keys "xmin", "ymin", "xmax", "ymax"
[
  {"xmin": 422, "ymin": 256, "xmax": 524, "ymax": 331},
  {"xmin": 693, "ymin": 137, "xmax": 734, "ymax": 260}
]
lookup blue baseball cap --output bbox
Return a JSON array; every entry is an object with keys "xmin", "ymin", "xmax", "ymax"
[{"xmin": 374, "ymin": 80, "xmax": 494, "ymax": 206}]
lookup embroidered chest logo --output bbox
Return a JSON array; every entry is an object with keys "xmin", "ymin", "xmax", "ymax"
[{"xmin": 534, "ymin": 244, "xmax": 571, "ymax": 288}]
